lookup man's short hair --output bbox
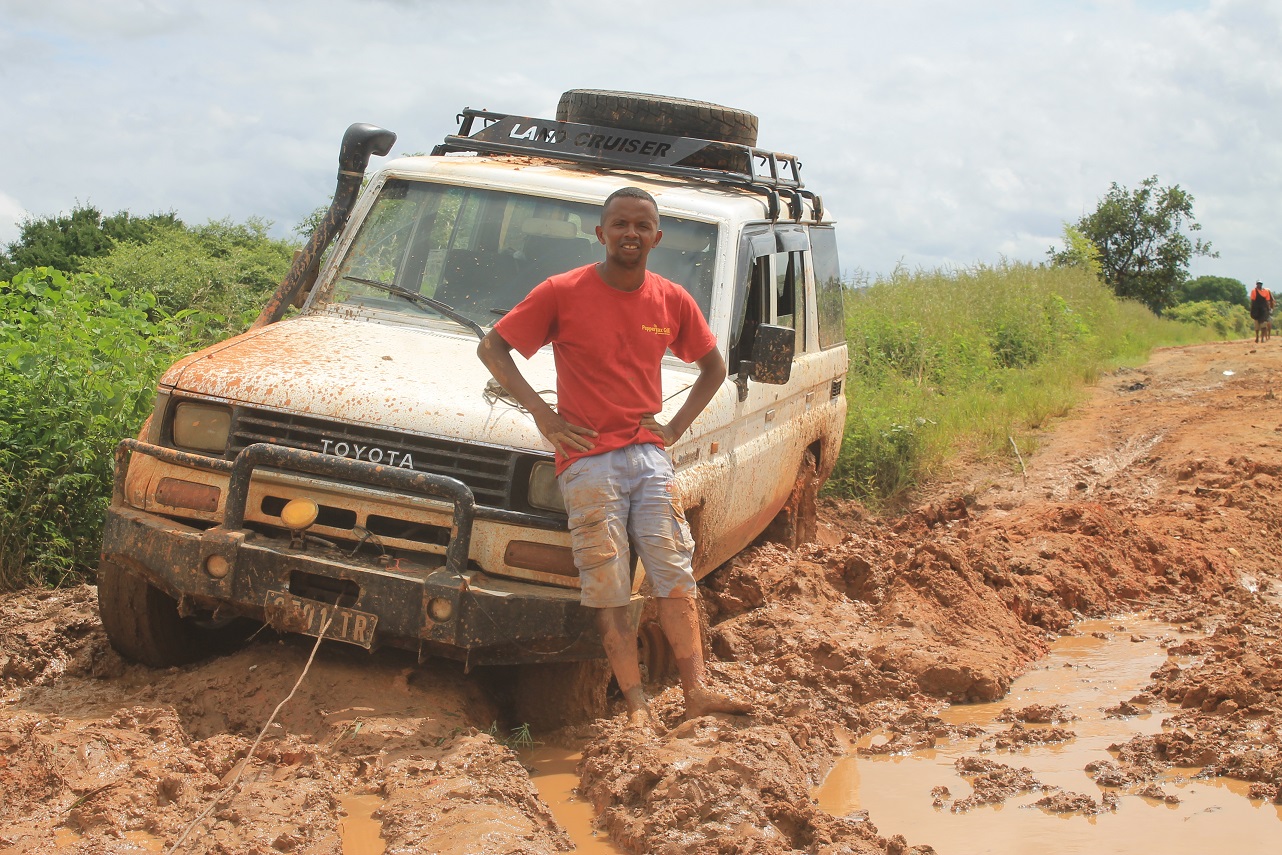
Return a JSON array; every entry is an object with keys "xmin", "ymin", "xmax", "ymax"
[{"xmin": 602, "ymin": 186, "xmax": 658, "ymax": 221}]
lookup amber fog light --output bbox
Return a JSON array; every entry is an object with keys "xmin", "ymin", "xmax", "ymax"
[
  {"xmin": 280, "ymin": 498, "xmax": 319, "ymax": 531},
  {"xmin": 428, "ymin": 597, "xmax": 454, "ymax": 622},
  {"xmin": 205, "ymin": 554, "xmax": 231, "ymax": 578}
]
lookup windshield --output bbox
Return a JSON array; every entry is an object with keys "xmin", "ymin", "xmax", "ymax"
[{"xmin": 317, "ymin": 178, "xmax": 718, "ymax": 329}]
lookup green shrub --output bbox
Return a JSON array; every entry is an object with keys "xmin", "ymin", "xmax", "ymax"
[
  {"xmin": 1163, "ymin": 300, "xmax": 1250, "ymax": 338},
  {"xmin": 0, "ymin": 268, "xmax": 214, "ymax": 588},
  {"xmin": 827, "ymin": 262, "xmax": 1220, "ymax": 505},
  {"xmin": 84, "ymin": 217, "xmax": 295, "ymax": 340}
]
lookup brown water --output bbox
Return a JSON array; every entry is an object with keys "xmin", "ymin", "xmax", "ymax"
[
  {"xmin": 339, "ymin": 793, "xmax": 387, "ymax": 855},
  {"xmin": 816, "ymin": 617, "xmax": 1282, "ymax": 854},
  {"xmin": 524, "ymin": 746, "xmax": 627, "ymax": 854}
]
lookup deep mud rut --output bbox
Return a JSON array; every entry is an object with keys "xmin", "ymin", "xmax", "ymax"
[{"xmin": 3, "ymin": 339, "xmax": 1282, "ymax": 854}]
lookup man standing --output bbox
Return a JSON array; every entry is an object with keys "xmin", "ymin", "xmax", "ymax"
[
  {"xmin": 477, "ymin": 187, "xmax": 749, "ymax": 728},
  {"xmin": 1251, "ymin": 281, "xmax": 1274, "ymax": 343}
]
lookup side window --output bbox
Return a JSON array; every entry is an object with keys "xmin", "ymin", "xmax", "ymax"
[
  {"xmin": 729, "ymin": 229, "xmax": 807, "ymax": 371},
  {"xmin": 811, "ymin": 226, "xmax": 845, "ymax": 348},
  {"xmin": 729, "ymin": 253, "xmax": 771, "ymax": 372},
  {"xmin": 771, "ymin": 251, "xmax": 805, "ymax": 351}
]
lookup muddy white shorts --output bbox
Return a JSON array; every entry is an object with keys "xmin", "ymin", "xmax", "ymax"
[{"xmin": 557, "ymin": 443, "xmax": 697, "ymax": 608}]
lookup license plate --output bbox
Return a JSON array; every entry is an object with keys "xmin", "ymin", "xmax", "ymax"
[{"xmin": 264, "ymin": 590, "xmax": 378, "ymax": 649}]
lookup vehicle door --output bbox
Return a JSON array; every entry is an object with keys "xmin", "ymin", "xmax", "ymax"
[{"xmin": 714, "ymin": 224, "xmax": 828, "ymax": 559}]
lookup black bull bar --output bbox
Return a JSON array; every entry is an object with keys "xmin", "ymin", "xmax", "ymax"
[{"xmin": 105, "ymin": 440, "xmax": 610, "ymax": 664}]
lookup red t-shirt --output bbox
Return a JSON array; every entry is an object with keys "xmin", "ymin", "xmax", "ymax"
[{"xmin": 494, "ymin": 264, "xmax": 717, "ymax": 473}]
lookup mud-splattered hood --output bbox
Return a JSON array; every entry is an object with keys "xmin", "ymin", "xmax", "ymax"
[
  {"xmin": 160, "ymin": 313, "xmax": 699, "ymax": 454},
  {"xmin": 160, "ymin": 313, "xmax": 558, "ymax": 452}
]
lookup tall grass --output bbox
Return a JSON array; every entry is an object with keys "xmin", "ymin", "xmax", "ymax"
[{"xmin": 827, "ymin": 262, "xmax": 1222, "ymax": 505}]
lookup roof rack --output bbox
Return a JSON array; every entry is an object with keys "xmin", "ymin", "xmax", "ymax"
[{"xmin": 431, "ymin": 109, "xmax": 823, "ymax": 223}]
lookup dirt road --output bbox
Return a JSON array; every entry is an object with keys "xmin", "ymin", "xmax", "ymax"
[{"xmin": 2, "ymin": 339, "xmax": 1280, "ymax": 854}]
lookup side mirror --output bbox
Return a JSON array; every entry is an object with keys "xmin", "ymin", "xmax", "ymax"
[
  {"xmin": 749, "ymin": 324, "xmax": 795, "ymax": 383},
  {"xmin": 735, "ymin": 323, "xmax": 794, "ymax": 399}
]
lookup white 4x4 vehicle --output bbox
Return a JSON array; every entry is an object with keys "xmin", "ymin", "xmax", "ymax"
[{"xmin": 98, "ymin": 91, "xmax": 847, "ymax": 720}]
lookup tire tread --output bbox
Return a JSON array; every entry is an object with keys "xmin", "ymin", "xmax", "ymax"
[{"xmin": 556, "ymin": 89, "xmax": 759, "ymax": 147}]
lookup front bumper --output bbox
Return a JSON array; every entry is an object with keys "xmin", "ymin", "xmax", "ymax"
[{"xmin": 103, "ymin": 440, "xmax": 625, "ymax": 665}]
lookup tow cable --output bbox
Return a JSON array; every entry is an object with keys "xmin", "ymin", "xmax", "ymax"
[{"xmin": 165, "ymin": 610, "xmax": 337, "ymax": 853}]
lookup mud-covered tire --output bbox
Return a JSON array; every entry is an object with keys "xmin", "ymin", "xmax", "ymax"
[
  {"xmin": 761, "ymin": 449, "xmax": 820, "ymax": 549},
  {"xmin": 97, "ymin": 559, "xmax": 253, "ymax": 667},
  {"xmin": 514, "ymin": 658, "xmax": 611, "ymax": 731},
  {"xmin": 637, "ymin": 618, "xmax": 674, "ymax": 684},
  {"xmin": 556, "ymin": 90, "xmax": 759, "ymax": 147}
]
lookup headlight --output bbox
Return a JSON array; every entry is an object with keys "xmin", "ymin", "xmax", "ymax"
[
  {"xmin": 527, "ymin": 460, "xmax": 566, "ymax": 513},
  {"xmin": 172, "ymin": 401, "xmax": 232, "ymax": 453}
]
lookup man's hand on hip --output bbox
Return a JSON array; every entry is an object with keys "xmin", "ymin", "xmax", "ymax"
[
  {"xmin": 536, "ymin": 410, "xmax": 598, "ymax": 457},
  {"xmin": 640, "ymin": 414, "xmax": 679, "ymax": 447}
]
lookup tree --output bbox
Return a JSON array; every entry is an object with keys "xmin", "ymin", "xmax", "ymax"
[
  {"xmin": 1048, "ymin": 225, "xmax": 1102, "ymax": 279},
  {"xmin": 1050, "ymin": 176, "xmax": 1216, "ymax": 313},
  {"xmin": 0, "ymin": 204, "xmax": 181, "ymax": 281},
  {"xmin": 1174, "ymin": 275, "xmax": 1248, "ymax": 310}
]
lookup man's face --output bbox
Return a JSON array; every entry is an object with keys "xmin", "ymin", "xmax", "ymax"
[{"xmin": 595, "ymin": 196, "xmax": 662, "ymax": 269}]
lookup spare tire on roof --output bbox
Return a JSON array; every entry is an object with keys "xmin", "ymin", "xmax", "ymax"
[{"xmin": 556, "ymin": 90, "xmax": 759, "ymax": 147}]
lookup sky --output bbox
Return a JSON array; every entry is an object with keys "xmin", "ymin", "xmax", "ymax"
[{"xmin": 1, "ymin": 0, "xmax": 1279, "ymax": 284}]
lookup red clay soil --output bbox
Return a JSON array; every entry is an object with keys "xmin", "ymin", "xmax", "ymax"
[{"xmin": 2, "ymin": 339, "xmax": 1280, "ymax": 854}]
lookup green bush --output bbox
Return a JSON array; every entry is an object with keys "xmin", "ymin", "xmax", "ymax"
[
  {"xmin": 85, "ymin": 217, "xmax": 295, "ymax": 339},
  {"xmin": 827, "ymin": 262, "xmax": 1221, "ymax": 505},
  {"xmin": 1163, "ymin": 300, "xmax": 1250, "ymax": 338},
  {"xmin": 0, "ymin": 204, "xmax": 182, "ymax": 280},
  {"xmin": 0, "ymin": 268, "xmax": 214, "ymax": 588}
]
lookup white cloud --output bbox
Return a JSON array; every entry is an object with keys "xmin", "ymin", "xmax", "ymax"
[
  {"xmin": 0, "ymin": 0, "xmax": 1278, "ymax": 283},
  {"xmin": 0, "ymin": 192, "xmax": 27, "ymax": 245}
]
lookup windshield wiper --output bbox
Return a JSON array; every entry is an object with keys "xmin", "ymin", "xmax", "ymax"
[{"xmin": 341, "ymin": 275, "xmax": 485, "ymax": 340}]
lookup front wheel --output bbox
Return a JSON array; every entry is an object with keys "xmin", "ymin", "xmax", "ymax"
[
  {"xmin": 97, "ymin": 559, "xmax": 254, "ymax": 667},
  {"xmin": 761, "ymin": 449, "xmax": 820, "ymax": 549}
]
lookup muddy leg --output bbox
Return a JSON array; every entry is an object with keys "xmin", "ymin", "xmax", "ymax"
[
  {"xmin": 657, "ymin": 596, "xmax": 750, "ymax": 719},
  {"xmin": 595, "ymin": 606, "xmax": 653, "ymax": 729}
]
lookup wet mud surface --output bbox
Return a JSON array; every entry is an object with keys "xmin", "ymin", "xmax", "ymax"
[{"xmin": 3, "ymin": 340, "xmax": 1282, "ymax": 853}]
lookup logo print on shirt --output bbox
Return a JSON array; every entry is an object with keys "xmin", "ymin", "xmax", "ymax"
[{"xmin": 641, "ymin": 324, "xmax": 671, "ymax": 336}]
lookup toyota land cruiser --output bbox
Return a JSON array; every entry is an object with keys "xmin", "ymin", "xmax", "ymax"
[{"xmin": 97, "ymin": 90, "xmax": 848, "ymax": 721}]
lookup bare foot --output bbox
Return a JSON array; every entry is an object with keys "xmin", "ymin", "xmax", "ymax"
[
  {"xmin": 627, "ymin": 706, "xmax": 656, "ymax": 733},
  {"xmin": 622, "ymin": 686, "xmax": 656, "ymax": 733},
  {"xmin": 684, "ymin": 685, "xmax": 751, "ymax": 719}
]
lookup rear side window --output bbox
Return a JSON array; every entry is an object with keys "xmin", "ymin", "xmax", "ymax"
[{"xmin": 811, "ymin": 226, "xmax": 845, "ymax": 348}]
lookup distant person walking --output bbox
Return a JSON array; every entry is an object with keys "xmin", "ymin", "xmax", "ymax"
[{"xmin": 1250, "ymin": 281, "xmax": 1274, "ymax": 343}]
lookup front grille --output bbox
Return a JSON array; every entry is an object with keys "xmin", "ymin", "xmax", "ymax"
[{"xmin": 228, "ymin": 406, "xmax": 522, "ymax": 509}]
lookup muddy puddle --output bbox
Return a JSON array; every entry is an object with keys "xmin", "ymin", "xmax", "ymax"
[
  {"xmin": 339, "ymin": 794, "xmax": 387, "ymax": 855},
  {"xmin": 816, "ymin": 616, "xmax": 1282, "ymax": 854},
  {"xmin": 524, "ymin": 746, "xmax": 625, "ymax": 854}
]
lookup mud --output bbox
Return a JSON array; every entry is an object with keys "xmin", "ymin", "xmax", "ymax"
[{"xmin": 2, "ymin": 340, "xmax": 1281, "ymax": 853}]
